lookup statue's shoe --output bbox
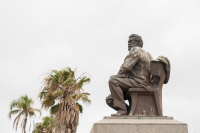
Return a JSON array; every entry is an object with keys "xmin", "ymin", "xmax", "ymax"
[
  {"xmin": 111, "ymin": 113, "xmax": 123, "ymax": 116},
  {"xmin": 111, "ymin": 110, "xmax": 127, "ymax": 116}
]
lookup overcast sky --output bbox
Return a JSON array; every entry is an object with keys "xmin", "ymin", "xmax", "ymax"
[{"xmin": 0, "ymin": 0, "xmax": 200, "ymax": 133}]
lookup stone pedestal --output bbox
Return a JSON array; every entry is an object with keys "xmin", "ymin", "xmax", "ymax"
[{"xmin": 90, "ymin": 116, "xmax": 188, "ymax": 133}]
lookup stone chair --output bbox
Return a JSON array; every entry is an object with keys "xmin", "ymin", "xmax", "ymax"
[{"xmin": 126, "ymin": 60, "xmax": 170, "ymax": 116}]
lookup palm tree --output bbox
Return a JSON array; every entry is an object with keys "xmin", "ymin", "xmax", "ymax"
[
  {"xmin": 38, "ymin": 67, "xmax": 91, "ymax": 133},
  {"xmin": 33, "ymin": 116, "xmax": 57, "ymax": 133},
  {"xmin": 9, "ymin": 95, "xmax": 41, "ymax": 133}
]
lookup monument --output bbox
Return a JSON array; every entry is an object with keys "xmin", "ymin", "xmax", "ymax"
[{"xmin": 90, "ymin": 34, "xmax": 188, "ymax": 133}]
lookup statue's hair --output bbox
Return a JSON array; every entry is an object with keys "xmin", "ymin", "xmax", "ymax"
[{"xmin": 129, "ymin": 34, "xmax": 143, "ymax": 48}]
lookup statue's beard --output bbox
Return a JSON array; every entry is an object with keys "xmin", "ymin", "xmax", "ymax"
[
  {"xmin": 128, "ymin": 46, "xmax": 132, "ymax": 51},
  {"xmin": 128, "ymin": 43, "xmax": 139, "ymax": 51}
]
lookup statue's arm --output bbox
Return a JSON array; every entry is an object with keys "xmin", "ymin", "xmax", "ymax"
[{"xmin": 117, "ymin": 49, "xmax": 140, "ymax": 75}]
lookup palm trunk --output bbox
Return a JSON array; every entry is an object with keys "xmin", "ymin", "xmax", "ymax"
[
  {"xmin": 66, "ymin": 128, "xmax": 71, "ymax": 133},
  {"xmin": 23, "ymin": 117, "xmax": 27, "ymax": 133},
  {"xmin": 55, "ymin": 101, "xmax": 79, "ymax": 133}
]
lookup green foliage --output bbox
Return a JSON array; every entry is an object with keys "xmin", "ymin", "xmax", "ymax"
[
  {"xmin": 80, "ymin": 93, "xmax": 91, "ymax": 104},
  {"xmin": 76, "ymin": 103, "xmax": 83, "ymax": 113},
  {"xmin": 39, "ymin": 67, "xmax": 91, "ymax": 113},
  {"xmin": 38, "ymin": 88, "xmax": 48, "ymax": 101},
  {"xmin": 33, "ymin": 116, "xmax": 57, "ymax": 133},
  {"xmin": 32, "ymin": 123, "xmax": 43, "ymax": 133},
  {"xmin": 50, "ymin": 104, "xmax": 59, "ymax": 115}
]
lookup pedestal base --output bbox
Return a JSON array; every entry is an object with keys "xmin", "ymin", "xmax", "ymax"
[{"xmin": 90, "ymin": 116, "xmax": 188, "ymax": 133}]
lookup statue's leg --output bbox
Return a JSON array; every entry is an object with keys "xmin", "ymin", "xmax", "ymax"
[
  {"xmin": 106, "ymin": 94, "xmax": 118, "ymax": 111},
  {"xmin": 108, "ymin": 78, "xmax": 135, "ymax": 115}
]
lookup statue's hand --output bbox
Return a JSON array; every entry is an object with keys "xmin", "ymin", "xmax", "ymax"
[
  {"xmin": 150, "ymin": 75, "xmax": 159, "ymax": 85},
  {"xmin": 137, "ymin": 84, "xmax": 151, "ymax": 91}
]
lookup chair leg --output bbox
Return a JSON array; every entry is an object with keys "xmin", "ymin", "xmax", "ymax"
[
  {"xmin": 127, "ymin": 92, "xmax": 138, "ymax": 115},
  {"xmin": 153, "ymin": 92, "xmax": 162, "ymax": 116}
]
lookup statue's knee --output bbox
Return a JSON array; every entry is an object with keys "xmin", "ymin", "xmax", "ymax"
[
  {"xmin": 106, "ymin": 98, "xmax": 110, "ymax": 104},
  {"xmin": 105, "ymin": 96, "xmax": 108, "ymax": 101},
  {"xmin": 108, "ymin": 78, "xmax": 117, "ymax": 85},
  {"xmin": 106, "ymin": 98, "xmax": 112, "ymax": 106},
  {"xmin": 108, "ymin": 78, "xmax": 112, "ymax": 84},
  {"xmin": 106, "ymin": 95, "xmax": 113, "ymax": 103}
]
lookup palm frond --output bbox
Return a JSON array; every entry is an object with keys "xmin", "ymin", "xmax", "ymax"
[
  {"xmin": 76, "ymin": 103, "xmax": 83, "ymax": 113},
  {"xmin": 38, "ymin": 88, "xmax": 48, "ymax": 100},
  {"xmin": 13, "ymin": 114, "xmax": 20, "ymax": 129},
  {"xmin": 18, "ymin": 95, "xmax": 34, "ymax": 109},
  {"xmin": 50, "ymin": 104, "xmax": 60, "ymax": 115},
  {"xmin": 8, "ymin": 109, "xmax": 20, "ymax": 119},
  {"xmin": 41, "ymin": 94, "xmax": 56, "ymax": 110},
  {"xmin": 52, "ymin": 90, "xmax": 64, "ymax": 98},
  {"xmin": 80, "ymin": 93, "xmax": 91, "ymax": 104},
  {"xmin": 76, "ymin": 76, "xmax": 90, "ymax": 89},
  {"xmin": 13, "ymin": 111, "xmax": 24, "ymax": 131},
  {"xmin": 10, "ymin": 100, "xmax": 18, "ymax": 110},
  {"xmin": 28, "ymin": 108, "xmax": 37, "ymax": 119},
  {"xmin": 33, "ymin": 109, "xmax": 42, "ymax": 117},
  {"xmin": 68, "ymin": 94, "xmax": 74, "ymax": 103},
  {"xmin": 82, "ymin": 92, "xmax": 90, "ymax": 95}
]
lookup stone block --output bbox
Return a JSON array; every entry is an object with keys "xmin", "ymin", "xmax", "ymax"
[{"xmin": 90, "ymin": 116, "xmax": 188, "ymax": 133}]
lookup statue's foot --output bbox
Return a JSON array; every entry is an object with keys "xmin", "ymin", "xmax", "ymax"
[{"xmin": 111, "ymin": 110, "xmax": 127, "ymax": 116}]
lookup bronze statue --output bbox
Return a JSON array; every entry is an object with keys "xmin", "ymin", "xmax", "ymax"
[{"xmin": 106, "ymin": 34, "xmax": 170, "ymax": 116}]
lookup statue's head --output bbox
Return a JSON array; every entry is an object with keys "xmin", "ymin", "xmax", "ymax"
[{"xmin": 128, "ymin": 34, "xmax": 143, "ymax": 51}]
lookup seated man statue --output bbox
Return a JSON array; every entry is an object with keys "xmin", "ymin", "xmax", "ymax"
[{"xmin": 106, "ymin": 34, "xmax": 169, "ymax": 116}]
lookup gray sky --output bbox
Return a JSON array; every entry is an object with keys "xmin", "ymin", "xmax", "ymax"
[{"xmin": 0, "ymin": 0, "xmax": 200, "ymax": 133}]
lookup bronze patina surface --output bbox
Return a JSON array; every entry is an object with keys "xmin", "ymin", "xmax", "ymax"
[{"xmin": 106, "ymin": 34, "xmax": 170, "ymax": 116}]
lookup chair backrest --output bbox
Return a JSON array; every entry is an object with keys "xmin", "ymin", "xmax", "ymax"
[
  {"xmin": 151, "ymin": 60, "xmax": 166, "ymax": 89},
  {"xmin": 150, "ymin": 60, "xmax": 166, "ymax": 115}
]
